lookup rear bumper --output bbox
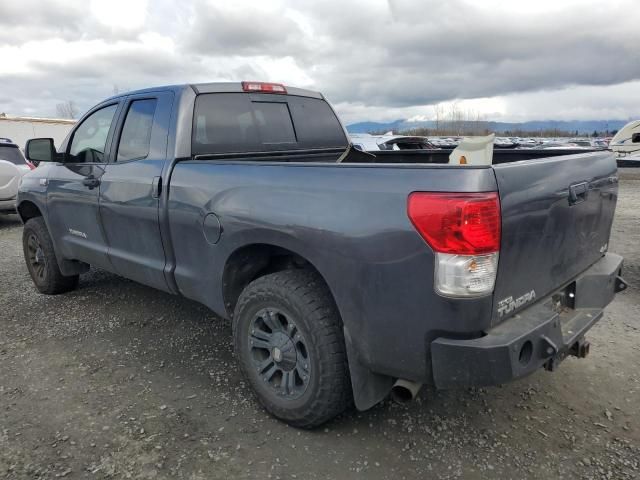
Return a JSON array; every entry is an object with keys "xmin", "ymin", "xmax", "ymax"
[
  {"xmin": 616, "ymin": 157, "xmax": 640, "ymax": 168},
  {"xmin": 431, "ymin": 253, "xmax": 625, "ymax": 389},
  {"xmin": 0, "ymin": 197, "xmax": 17, "ymax": 212}
]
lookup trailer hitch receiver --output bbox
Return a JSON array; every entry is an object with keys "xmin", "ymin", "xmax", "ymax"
[
  {"xmin": 569, "ymin": 338, "xmax": 590, "ymax": 359},
  {"xmin": 614, "ymin": 275, "xmax": 628, "ymax": 293}
]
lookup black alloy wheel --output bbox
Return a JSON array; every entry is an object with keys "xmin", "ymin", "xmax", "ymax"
[{"xmin": 248, "ymin": 307, "xmax": 311, "ymax": 399}]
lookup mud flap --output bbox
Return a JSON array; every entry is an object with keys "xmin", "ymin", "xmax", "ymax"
[{"xmin": 343, "ymin": 326, "xmax": 394, "ymax": 411}]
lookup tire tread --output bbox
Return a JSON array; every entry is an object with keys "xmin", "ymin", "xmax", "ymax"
[
  {"xmin": 22, "ymin": 217, "xmax": 79, "ymax": 295},
  {"xmin": 233, "ymin": 269, "xmax": 351, "ymax": 428}
]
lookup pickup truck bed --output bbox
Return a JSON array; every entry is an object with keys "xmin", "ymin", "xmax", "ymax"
[
  {"xmin": 17, "ymin": 82, "xmax": 625, "ymax": 427},
  {"xmin": 346, "ymin": 147, "xmax": 604, "ymax": 164}
]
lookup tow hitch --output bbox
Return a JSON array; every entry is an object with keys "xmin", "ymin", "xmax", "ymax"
[
  {"xmin": 544, "ymin": 273, "xmax": 626, "ymax": 372},
  {"xmin": 570, "ymin": 338, "xmax": 590, "ymax": 358},
  {"xmin": 615, "ymin": 275, "xmax": 629, "ymax": 293},
  {"xmin": 544, "ymin": 338, "xmax": 590, "ymax": 372}
]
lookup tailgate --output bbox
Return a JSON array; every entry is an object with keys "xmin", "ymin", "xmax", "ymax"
[{"xmin": 491, "ymin": 152, "xmax": 618, "ymax": 324}]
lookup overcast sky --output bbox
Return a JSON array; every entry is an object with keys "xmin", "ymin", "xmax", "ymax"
[{"xmin": 1, "ymin": 0, "xmax": 639, "ymax": 124}]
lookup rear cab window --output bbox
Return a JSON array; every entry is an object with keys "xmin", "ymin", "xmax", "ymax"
[
  {"xmin": 0, "ymin": 145, "xmax": 26, "ymax": 165},
  {"xmin": 192, "ymin": 93, "xmax": 347, "ymax": 156}
]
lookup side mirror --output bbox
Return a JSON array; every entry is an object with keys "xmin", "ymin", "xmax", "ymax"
[
  {"xmin": 25, "ymin": 138, "xmax": 57, "ymax": 163},
  {"xmin": 632, "ymin": 132, "xmax": 640, "ymax": 143}
]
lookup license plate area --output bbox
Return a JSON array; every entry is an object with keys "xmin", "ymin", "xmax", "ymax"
[{"xmin": 551, "ymin": 281, "xmax": 576, "ymax": 312}]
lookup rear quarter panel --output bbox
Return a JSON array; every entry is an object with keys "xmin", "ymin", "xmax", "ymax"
[{"xmin": 168, "ymin": 161, "xmax": 498, "ymax": 381}]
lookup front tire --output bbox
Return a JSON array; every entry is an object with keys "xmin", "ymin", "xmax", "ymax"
[
  {"xmin": 22, "ymin": 217, "xmax": 79, "ymax": 294},
  {"xmin": 233, "ymin": 269, "xmax": 352, "ymax": 428}
]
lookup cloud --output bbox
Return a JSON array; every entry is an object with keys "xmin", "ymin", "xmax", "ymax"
[
  {"xmin": 0, "ymin": 0, "xmax": 86, "ymax": 45},
  {"xmin": 0, "ymin": 0, "xmax": 148, "ymax": 45},
  {"xmin": 0, "ymin": 0, "xmax": 638, "ymax": 122},
  {"xmin": 297, "ymin": 0, "xmax": 640, "ymax": 107},
  {"xmin": 90, "ymin": 0, "xmax": 149, "ymax": 32},
  {"xmin": 183, "ymin": 0, "xmax": 309, "ymax": 57},
  {"xmin": 332, "ymin": 81, "xmax": 640, "ymax": 125}
]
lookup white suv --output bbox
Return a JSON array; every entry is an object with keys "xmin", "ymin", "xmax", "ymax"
[{"xmin": 0, "ymin": 138, "xmax": 33, "ymax": 213}]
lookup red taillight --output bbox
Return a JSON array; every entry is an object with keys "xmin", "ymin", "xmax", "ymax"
[
  {"xmin": 407, "ymin": 192, "xmax": 501, "ymax": 255},
  {"xmin": 241, "ymin": 81, "xmax": 287, "ymax": 94}
]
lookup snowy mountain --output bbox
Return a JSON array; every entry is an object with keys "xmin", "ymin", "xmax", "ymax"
[{"xmin": 345, "ymin": 119, "xmax": 630, "ymax": 135}]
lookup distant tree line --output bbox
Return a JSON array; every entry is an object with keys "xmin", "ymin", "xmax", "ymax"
[
  {"xmin": 371, "ymin": 103, "xmax": 491, "ymax": 137},
  {"xmin": 54, "ymin": 85, "xmax": 128, "ymax": 120},
  {"xmin": 368, "ymin": 103, "xmax": 619, "ymax": 138},
  {"xmin": 56, "ymin": 100, "xmax": 78, "ymax": 119},
  {"xmin": 374, "ymin": 126, "xmax": 618, "ymax": 139},
  {"xmin": 500, "ymin": 128, "xmax": 577, "ymax": 138},
  {"xmin": 498, "ymin": 128, "xmax": 618, "ymax": 138}
]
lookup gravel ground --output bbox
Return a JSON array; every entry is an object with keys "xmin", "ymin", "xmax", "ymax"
[{"xmin": 1, "ymin": 170, "xmax": 639, "ymax": 480}]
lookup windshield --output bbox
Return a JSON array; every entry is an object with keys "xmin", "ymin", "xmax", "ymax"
[{"xmin": 0, "ymin": 145, "xmax": 26, "ymax": 165}]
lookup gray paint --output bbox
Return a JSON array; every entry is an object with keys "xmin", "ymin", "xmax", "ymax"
[
  {"xmin": 167, "ymin": 161, "xmax": 498, "ymax": 381},
  {"xmin": 98, "ymin": 91, "xmax": 175, "ymax": 291},
  {"xmin": 492, "ymin": 152, "xmax": 618, "ymax": 325},
  {"xmin": 432, "ymin": 253, "xmax": 623, "ymax": 389},
  {"xmin": 16, "ymin": 83, "xmax": 622, "ymax": 407}
]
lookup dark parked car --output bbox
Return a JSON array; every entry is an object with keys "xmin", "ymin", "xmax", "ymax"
[{"xmin": 17, "ymin": 82, "xmax": 626, "ymax": 427}]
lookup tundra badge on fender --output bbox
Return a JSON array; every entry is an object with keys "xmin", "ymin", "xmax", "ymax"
[{"xmin": 68, "ymin": 228, "xmax": 87, "ymax": 239}]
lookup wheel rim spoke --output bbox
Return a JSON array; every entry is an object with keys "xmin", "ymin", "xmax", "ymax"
[
  {"xmin": 250, "ymin": 337, "xmax": 273, "ymax": 350},
  {"xmin": 262, "ymin": 363, "xmax": 279, "ymax": 382},
  {"xmin": 251, "ymin": 329, "xmax": 272, "ymax": 342},
  {"xmin": 281, "ymin": 371, "xmax": 296, "ymax": 395},
  {"xmin": 285, "ymin": 322, "xmax": 297, "ymax": 337},
  {"xmin": 26, "ymin": 234, "xmax": 47, "ymax": 281},
  {"xmin": 262, "ymin": 310, "xmax": 283, "ymax": 333},
  {"xmin": 256, "ymin": 357, "xmax": 275, "ymax": 374},
  {"xmin": 295, "ymin": 364, "xmax": 308, "ymax": 380},
  {"xmin": 280, "ymin": 371, "xmax": 289, "ymax": 392},
  {"xmin": 287, "ymin": 370, "xmax": 296, "ymax": 393},
  {"xmin": 28, "ymin": 236, "xmax": 38, "ymax": 252}
]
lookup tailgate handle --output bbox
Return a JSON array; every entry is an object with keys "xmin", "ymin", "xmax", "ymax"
[{"xmin": 569, "ymin": 182, "xmax": 588, "ymax": 205}]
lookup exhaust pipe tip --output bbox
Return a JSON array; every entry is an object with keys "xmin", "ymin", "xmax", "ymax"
[{"xmin": 390, "ymin": 379, "xmax": 423, "ymax": 404}]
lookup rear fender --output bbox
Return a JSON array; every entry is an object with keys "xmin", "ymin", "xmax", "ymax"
[{"xmin": 220, "ymin": 232, "xmax": 393, "ymax": 410}]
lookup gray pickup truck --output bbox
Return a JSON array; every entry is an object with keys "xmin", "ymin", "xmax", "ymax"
[{"xmin": 18, "ymin": 82, "xmax": 627, "ymax": 427}]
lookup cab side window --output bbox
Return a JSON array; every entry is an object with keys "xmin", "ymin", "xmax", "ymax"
[
  {"xmin": 68, "ymin": 104, "xmax": 118, "ymax": 163},
  {"xmin": 117, "ymin": 99, "xmax": 157, "ymax": 162}
]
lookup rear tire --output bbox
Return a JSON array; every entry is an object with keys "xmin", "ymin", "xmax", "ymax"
[
  {"xmin": 233, "ymin": 269, "xmax": 352, "ymax": 428},
  {"xmin": 22, "ymin": 217, "xmax": 79, "ymax": 294}
]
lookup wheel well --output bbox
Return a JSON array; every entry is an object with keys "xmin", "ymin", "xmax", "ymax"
[
  {"xmin": 222, "ymin": 244, "xmax": 330, "ymax": 318},
  {"xmin": 17, "ymin": 201, "xmax": 42, "ymax": 223}
]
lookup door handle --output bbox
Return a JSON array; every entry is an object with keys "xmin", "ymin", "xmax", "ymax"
[
  {"xmin": 82, "ymin": 176, "xmax": 100, "ymax": 189},
  {"xmin": 568, "ymin": 182, "xmax": 588, "ymax": 205},
  {"xmin": 151, "ymin": 176, "xmax": 162, "ymax": 199}
]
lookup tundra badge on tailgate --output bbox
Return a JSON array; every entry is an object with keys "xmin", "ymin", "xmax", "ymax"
[{"xmin": 497, "ymin": 290, "xmax": 536, "ymax": 317}]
